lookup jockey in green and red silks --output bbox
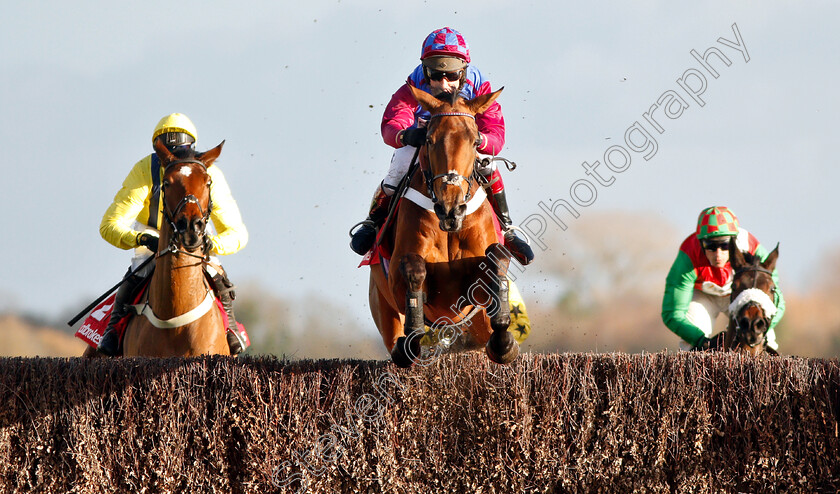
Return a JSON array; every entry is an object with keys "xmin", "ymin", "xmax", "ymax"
[
  {"xmin": 661, "ymin": 206, "xmax": 785, "ymax": 351},
  {"xmin": 349, "ymin": 27, "xmax": 534, "ymax": 266}
]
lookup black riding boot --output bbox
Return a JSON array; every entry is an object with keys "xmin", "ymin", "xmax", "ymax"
[
  {"xmin": 97, "ymin": 271, "xmax": 145, "ymax": 357},
  {"xmin": 487, "ymin": 189, "xmax": 535, "ymax": 266},
  {"xmin": 211, "ymin": 272, "xmax": 245, "ymax": 355},
  {"xmin": 349, "ymin": 185, "xmax": 393, "ymax": 255}
]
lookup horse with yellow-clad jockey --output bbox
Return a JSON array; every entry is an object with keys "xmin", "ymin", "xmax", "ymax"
[{"xmin": 96, "ymin": 113, "xmax": 249, "ymax": 356}]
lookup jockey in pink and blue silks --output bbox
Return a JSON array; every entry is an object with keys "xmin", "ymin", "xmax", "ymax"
[
  {"xmin": 349, "ymin": 27, "xmax": 534, "ymax": 266},
  {"xmin": 661, "ymin": 206, "xmax": 785, "ymax": 351}
]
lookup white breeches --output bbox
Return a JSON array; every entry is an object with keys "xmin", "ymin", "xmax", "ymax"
[
  {"xmin": 382, "ymin": 146, "xmax": 497, "ymax": 195},
  {"xmin": 679, "ymin": 290, "xmax": 778, "ymax": 351},
  {"xmin": 382, "ymin": 146, "xmax": 419, "ymax": 194}
]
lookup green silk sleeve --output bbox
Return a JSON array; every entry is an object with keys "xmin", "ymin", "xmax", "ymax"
[
  {"xmin": 661, "ymin": 250, "xmax": 705, "ymax": 347},
  {"xmin": 755, "ymin": 244, "xmax": 785, "ymax": 329}
]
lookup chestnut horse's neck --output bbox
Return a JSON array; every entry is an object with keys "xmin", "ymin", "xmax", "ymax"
[{"xmin": 149, "ymin": 227, "xmax": 211, "ymax": 320}]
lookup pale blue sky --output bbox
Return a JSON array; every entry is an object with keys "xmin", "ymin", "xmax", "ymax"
[{"xmin": 1, "ymin": 2, "xmax": 838, "ymax": 331}]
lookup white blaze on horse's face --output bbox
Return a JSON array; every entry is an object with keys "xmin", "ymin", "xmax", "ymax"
[{"xmin": 179, "ymin": 165, "xmax": 193, "ymax": 177}]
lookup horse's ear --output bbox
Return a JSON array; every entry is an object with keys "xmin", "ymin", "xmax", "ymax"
[
  {"xmin": 762, "ymin": 243, "xmax": 780, "ymax": 272},
  {"xmin": 153, "ymin": 138, "xmax": 175, "ymax": 163},
  {"xmin": 197, "ymin": 140, "xmax": 225, "ymax": 167},
  {"xmin": 465, "ymin": 87, "xmax": 503, "ymax": 116},
  {"xmin": 728, "ymin": 236, "xmax": 746, "ymax": 269},
  {"xmin": 408, "ymin": 85, "xmax": 444, "ymax": 114}
]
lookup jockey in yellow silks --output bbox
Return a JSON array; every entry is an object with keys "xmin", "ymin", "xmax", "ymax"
[{"xmin": 97, "ymin": 113, "xmax": 249, "ymax": 356}]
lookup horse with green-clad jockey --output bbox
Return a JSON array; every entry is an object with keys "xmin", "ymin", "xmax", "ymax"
[{"xmin": 661, "ymin": 206, "xmax": 785, "ymax": 354}]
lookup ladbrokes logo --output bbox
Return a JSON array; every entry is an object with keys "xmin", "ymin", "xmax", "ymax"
[{"xmin": 78, "ymin": 323, "xmax": 102, "ymax": 344}]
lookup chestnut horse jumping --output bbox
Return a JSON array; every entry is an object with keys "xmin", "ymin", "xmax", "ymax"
[
  {"xmin": 369, "ymin": 85, "xmax": 519, "ymax": 367},
  {"xmin": 724, "ymin": 240, "xmax": 780, "ymax": 356},
  {"xmin": 120, "ymin": 140, "xmax": 230, "ymax": 356}
]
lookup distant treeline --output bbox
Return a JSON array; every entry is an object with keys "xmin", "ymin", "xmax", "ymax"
[{"xmin": 0, "ymin": 353, "xmax": 838, "ymax": 493}]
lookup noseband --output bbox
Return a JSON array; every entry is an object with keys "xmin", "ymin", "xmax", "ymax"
[
  {"xmin": 161, "ymin": 159, "xmax": 213, "ymax": 258},
  {"xmin": 730, "ymin": 266, "xmax": 776, "ymax": 348},
  {"xmin": 422, "ymin": 112, "xmax": 479, "ymax": 204}
]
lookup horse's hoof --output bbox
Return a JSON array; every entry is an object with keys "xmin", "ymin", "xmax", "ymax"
[
  {"xmin": 391, "ymin": 336, "xmax": 420, "ymax": 368},
  {"xmin": 485, "ymin": 331, "xmax": 520, "ymax": 365}
]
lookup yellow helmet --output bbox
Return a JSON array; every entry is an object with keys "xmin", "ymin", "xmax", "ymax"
[{"xmin": 152, "ymin": 113, "xmax": 198, "ymax": 143}]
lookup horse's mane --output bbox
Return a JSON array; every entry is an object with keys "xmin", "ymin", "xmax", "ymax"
[
  {"xmin": 740, "ymin": 250, "xmax": 760, "ymax": 267},
  {"xmin": 172, "ymin": 146, "xmax": 197, "ymax": 160},
  {"xmin": 434, "ymin": 90, "xmax": 462, "ymax": 107}
]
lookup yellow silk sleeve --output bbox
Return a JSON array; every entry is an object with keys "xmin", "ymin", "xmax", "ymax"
[
  {"xmin": 99, "ymin": 156, "xmax": 154, "ymax": 250},
  {"xmin": 207, "ymin": 166, "xmax": 248, "ymax": 255}
]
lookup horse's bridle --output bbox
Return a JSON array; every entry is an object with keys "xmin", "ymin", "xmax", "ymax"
[
  {"xmin": 730, "ymin": 265, "xmax": 776, "ymax": 348},
  {"xmin": 160, "ymin": 158, "xmax": 213, "ymax": 260},
  {"xmin": 421, "ymin": 112, "xmax": 480, "ymax": 204}
]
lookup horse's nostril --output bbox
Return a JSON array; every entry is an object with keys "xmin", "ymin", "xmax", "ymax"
[{"xmin": 176, "ymin": 218, "xmax": 188, "ymax": 231}]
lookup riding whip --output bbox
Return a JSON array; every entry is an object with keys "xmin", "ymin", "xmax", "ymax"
[{"xmin": 66, "ymin": 255, "xmax": 155, "ymax": 327}]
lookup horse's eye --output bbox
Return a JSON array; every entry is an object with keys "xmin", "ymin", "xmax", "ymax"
[{"xmin": 162, "ymin": 181, "xmax": 169, "ymax": 189}]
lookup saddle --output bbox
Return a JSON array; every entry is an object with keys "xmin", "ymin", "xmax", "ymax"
[
  {"xmin": 74, "ymin": 280, "xmax": 148, "ymax": 349},
  {"xmin": 75, "ymin": 272, "xmax": 250, "ymax": 350}
]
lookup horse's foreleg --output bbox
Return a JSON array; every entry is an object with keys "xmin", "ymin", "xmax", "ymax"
[
  {"xmin": 392, "ymin": 253, "xmax": 426, "ymax": 368},
  {"xmin": 484, "ymin": 243, "xmax": 519, "ymax": 365},
  {"xmin": 723, "ymin": 322, "xmax": 736, "ymax": 351},
  {"xmin": 81, "ymin": 346, "xmax": 103, "ymax": 359}
]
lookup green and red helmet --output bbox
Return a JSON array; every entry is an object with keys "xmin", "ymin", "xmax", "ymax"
[{"xmin": 696, "ymin": 206, "xmax": 739, "ymax": 240}]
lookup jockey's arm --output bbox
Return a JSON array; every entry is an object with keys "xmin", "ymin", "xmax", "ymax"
[
  {"xmin": 99, "ymin": 157, "xmax": 152, "ymax": 250},
  {"xmin": 754, "ymin": 243, "xmax": 786, "ymax": 329},
  {"xmin": 207, "ymin": 166, "xmax": 248, "ymax": 256},
  {"xmin": 661, "ymin": 250, "xmax": 706, "ymax": 347},
  {"xmin": 381, "ymin": 81, "xmax": 507, "ymax": 155},
  {"xmin": 473, "ymin": 80, "xmax": 505, "ymax": 156},
  {"xmin": 381, "ymin": 84, "xmax": 420, "ymax": 149}
]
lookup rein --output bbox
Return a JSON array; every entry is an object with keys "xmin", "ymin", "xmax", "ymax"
[{"xmin": 422, "ymin": 112, "xmax": 479, "ymax": 204}]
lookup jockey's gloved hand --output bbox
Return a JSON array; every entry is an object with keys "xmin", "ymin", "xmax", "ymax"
[
  {"xmin": 401, "ymin": 127, "xmax": 427, "ymax": 148},
  {"xmin": 691, "ymin": 336, "xmax": 711, "ymax": 351},
  {"xmin": 475, "ymin": 132, "xmax": 484, "ymax": 148},
  {"xmin": 137, "ymin": 232, "xmax": 160, "ymax": 253}
]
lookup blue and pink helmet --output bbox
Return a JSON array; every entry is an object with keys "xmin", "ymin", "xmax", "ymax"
[{"xmin": 421, "ymin": 27, "xmax": 470, "ymax": 64}]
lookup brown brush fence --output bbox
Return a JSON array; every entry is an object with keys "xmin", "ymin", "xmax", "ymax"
[{"xmin": 0, "ymin": 352, "xmax": 838, "ymax": 493}]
